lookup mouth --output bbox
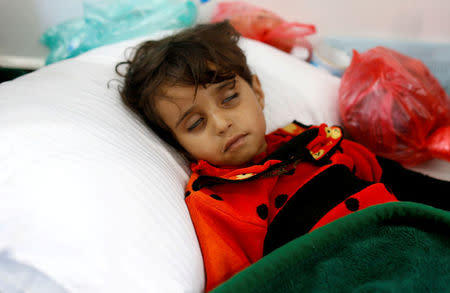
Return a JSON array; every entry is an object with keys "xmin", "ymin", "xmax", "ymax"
[{"xmin": 224, "ymin": 133, "xmax": 248, "ymax": 153}]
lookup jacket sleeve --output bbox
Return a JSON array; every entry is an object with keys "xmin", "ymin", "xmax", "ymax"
[
  {"xmin": 185, "ymin": 196, "xmax": 250, "ymax": 291},
  {"xmin": 338, "ymin": 138, "xmax": 382, "ymax": 182},
  {"xmin": 185, "ymin": 181, "xmax": 267, "ymax": 292},
  {"xmin": 376, "ymin": 156, "xmax": 450, "ymax": 210},
  {"xmin": 303, "ymin": 123, "xmax": 382, "ymax": 183}
]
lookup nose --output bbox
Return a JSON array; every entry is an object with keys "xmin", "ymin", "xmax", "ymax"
[{"xmin": 211, "ymin": 110, "xmax": 232, "ymax": 135}]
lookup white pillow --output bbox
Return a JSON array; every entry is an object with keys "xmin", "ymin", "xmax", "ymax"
[
  {"xmin": 0, "ymin": 32, "xmax": 448, "ymax": 293},
  {"xmin": 0, "ymin": 58, "xmax": 202, "ymax": 292}
]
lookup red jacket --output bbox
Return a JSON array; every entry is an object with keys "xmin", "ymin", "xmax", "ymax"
[{"xmin": 185, "ymin": 121, "xmax": 398, "ymax": 291}]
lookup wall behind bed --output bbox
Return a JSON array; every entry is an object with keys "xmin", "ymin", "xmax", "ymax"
[
  {"xmin": 244, "ymin": 0, "xmax": 450, "ymax": 42},
  {"xmin": 1, "ymin": 0, "xmax": 449, "ymax": 70}
]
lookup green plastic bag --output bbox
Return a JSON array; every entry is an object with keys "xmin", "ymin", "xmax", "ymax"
[{"xmin": 41, "ymin": 0, "xmax": 197, "ymax": 64}]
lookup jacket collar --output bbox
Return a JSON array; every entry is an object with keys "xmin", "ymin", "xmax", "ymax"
[{"xmin": 190, "ymin": 131, "xmax": 290, "ymax": 178}]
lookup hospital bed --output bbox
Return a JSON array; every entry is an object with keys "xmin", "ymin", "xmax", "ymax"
[{"xmin": 1, "ymin": 9, "xmax": 450, "ymax": 292}]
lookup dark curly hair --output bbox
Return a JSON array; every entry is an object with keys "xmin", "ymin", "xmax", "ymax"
[{"xmin": 115, "ymin": 21, "xmax": 253, "ymax": 161}]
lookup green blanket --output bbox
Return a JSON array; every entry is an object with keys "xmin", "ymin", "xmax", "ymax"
[{"xmin": 213, "ymin": 202, "xmax": 450, "ymax": 293}]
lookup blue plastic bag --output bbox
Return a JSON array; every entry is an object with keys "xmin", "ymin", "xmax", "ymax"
[{"xmin": 41, "ymin": 0, "xmax": 197, "ymax": 64}]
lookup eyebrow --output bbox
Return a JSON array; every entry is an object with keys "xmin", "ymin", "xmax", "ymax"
[
  {"xmin": 215, "ymin": 79, "xmax": 236, "ymax": 92},
  {"xmin": 174, "ymin": 78, "xmax": 236, "ymax": 128}
]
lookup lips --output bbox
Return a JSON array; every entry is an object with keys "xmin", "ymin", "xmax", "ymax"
[{"xmin": 224, "ymin": 133, "xmax": 248, "ymax": 153}]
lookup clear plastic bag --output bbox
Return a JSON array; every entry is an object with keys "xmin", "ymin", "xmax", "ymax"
[
  {"xmin": 41, "ymin": 0, "xmax": 197, "ymax": 64},
  {"xmin": 212, "ymin": 1, "xmax": 315, "ymax": 55},
  {"xmin": 339, "ymin": 47, "xmax": 450, "ymax": 166}
]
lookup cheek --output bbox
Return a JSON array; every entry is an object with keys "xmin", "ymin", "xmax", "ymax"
[
  {"xmin": 176, "ymin": 133, "xmax": 216, "ymax": 159},
  {"xmin": 253, "ymin": 103, "xmax": 266, "ymax": 132}
]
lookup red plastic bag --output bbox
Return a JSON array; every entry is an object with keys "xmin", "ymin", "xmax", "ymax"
[
  {"xmin": 427, "ymin": 126, "xmax": 450, "ymax": 161},
  {"xmin": 212, "ymin": 1, "xmax": 316, "ymax": 54},
  {"xmin": 339, "ymin": 47, "xmax": 450, "ymax": 166}
]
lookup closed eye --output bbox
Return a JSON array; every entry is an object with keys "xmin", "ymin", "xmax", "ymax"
[
  {"xmin": 187, "ymin": 117, "xmax": 204, "ymax": 131},
  {"xmin": 222, "ymin": 93, "xmax": 239, "ymax": 104}
]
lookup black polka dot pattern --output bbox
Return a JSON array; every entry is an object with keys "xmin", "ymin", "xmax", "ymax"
[
  {"xmin": 257, "ymin": 204, "xmax": 268, "ymax": 220},
  {"xmin": 275, "ymin": 194, "xmax": 288, "ymax": 208},
  {"xmin": 210, "ymin": 194, "xmax": 223, "ymax": 201},
  {"xmin": 185, "ymin": 191, "xmax": 191, "ymax": 198},
  {"xmin": 345, "ymin": 198, "xmax": 359, "ymax": 212},
  {"xmin": 192, "ymin": 180, "xmax": 201, "ymax": 191}
]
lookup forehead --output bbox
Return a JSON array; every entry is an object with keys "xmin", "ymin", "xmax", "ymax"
[
  {"xmin": 155, "ymin": 84, "xmax": 204, "ymax": 126},
  {"xmin": 156, "ymin": 77, "xmax": 237, "ymax": 111},
  {"xmin": 156, "ymin": 84, "xmax": 199, "ymax": 116},
  {"xmin": 161, "ymin": 84, "xmax": 197, "ymax": 101}
]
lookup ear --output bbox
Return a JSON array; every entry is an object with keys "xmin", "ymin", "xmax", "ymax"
[{"xmin": 251, "ymin": 74, "xmax": 265, "ymax": 109}]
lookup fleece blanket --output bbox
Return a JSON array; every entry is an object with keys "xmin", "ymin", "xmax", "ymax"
[{"xmin": 212, "ymin": 202, "xmax": 450, "ymax": 293}]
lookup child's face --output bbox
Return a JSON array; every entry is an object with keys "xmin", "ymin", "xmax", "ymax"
[{"xmin": 156, "ymin": 75, "xmax": 267, "ymax": 166}]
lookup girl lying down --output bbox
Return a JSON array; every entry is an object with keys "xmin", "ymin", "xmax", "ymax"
[{"xmin": 116, "ymin": 21, "xmax": 450, "ymax": 292}]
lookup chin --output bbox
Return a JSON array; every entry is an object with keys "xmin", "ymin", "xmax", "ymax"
[{"xmin": 229, "ymin": 154, "xmax": 255, "ymax": 166}]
